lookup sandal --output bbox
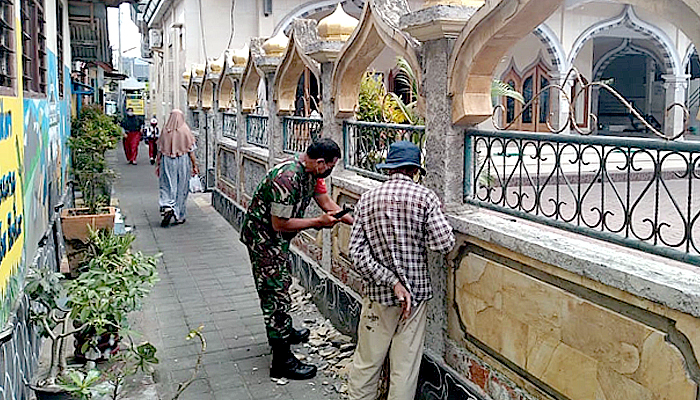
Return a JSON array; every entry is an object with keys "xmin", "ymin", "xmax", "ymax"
[{"xmin": 161, "ymin": 208, "xmax": 174, "ymax": 227}]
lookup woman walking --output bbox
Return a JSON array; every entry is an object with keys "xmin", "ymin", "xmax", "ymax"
[
  {"xmin": 121, "ymin": 107, "xmax": 143, "ymax": 164},
  {"xmin": 156, "ymin": 109, "xmax": 199, "ymax": 227}
]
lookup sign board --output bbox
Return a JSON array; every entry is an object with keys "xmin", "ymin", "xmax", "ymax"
[{"xmin": 126, "ymin": 97, "xmax": 145, "ymax": 115}]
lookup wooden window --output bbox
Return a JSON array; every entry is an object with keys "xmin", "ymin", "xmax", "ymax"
[
  {"xmin": 505, "ymin": 79, "xmax": 517, "ymax": 124},
  {"xmin": 0, "ymin": 0, "xmax": 14, "ymax": 92},
  {"xmin": 501, "ymin": 65, "xmax": 521, "ymax": 129},
  {"xmin": 500, "ymin": 58, "xmax": 551, "ymax": 132},
  {"xmin": 56, "ymin": 2, "xmax": 63, "ymax": 97},
  {"xmin": 21, "ymin": 0, "xmax": 46, "ymax": 95}
]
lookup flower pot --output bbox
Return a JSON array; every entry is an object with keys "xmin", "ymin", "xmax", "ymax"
[
  {"xmin": 61, "ymin": 207, "xmax": 117, "ymax": 275},
  {"xmin": 32, "ymin": 384, "xmax": 78, "ymax": 400},
  {"xmin": 61, "ymin": 207, "xmax": 117, "ymax": 242}
]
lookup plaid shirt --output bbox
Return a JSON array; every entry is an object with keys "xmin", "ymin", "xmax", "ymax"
[{"xmin": 349, "ymin": 174, "xmax": 455, "ymax": 306}]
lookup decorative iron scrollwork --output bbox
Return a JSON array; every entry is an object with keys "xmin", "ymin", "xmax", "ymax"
[{"xmin": 492, "ymin": 67, "xmax": 690, "ymax": 141}]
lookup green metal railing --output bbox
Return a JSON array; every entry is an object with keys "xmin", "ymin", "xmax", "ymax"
[
  {"xmin": 464, "ymin": 129, "xmax": 700, "ymax": 265},
  {"xmin": 343, "ymin": 120, "xmax": 426, "ymax": 180},
  {"xmin": 283, "ymin": 116, "xmax": 322, "ymax": 154},
  {"xmin": 222, "ymin": 113, "xmax": 237, "ymax": 140},
  {"xmin": 246, "ymin": 114, "xmax": 268, "ymax": 148}
]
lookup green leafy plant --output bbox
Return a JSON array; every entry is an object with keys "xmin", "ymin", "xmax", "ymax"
[
  {"xmin": 69, "ymin": 106, "xmax": 123, "ymax": 214},
  {"xmin": 68, "ymin": 230, "xmax": 159, "ymax": 358},
  {"xmin": 491, "ymin": 79, "xmax": 525, "ymax": 106},
  {"xmin": 26, "ymin": 229, "xmax": 159, "ymax": 393},
  {"xmin": 58, "ymin": 369, "xmax": 105, "ymax": 400}
]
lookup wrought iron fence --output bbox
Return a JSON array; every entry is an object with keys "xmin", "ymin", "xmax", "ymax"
[
  {"xmin": 222, "ymin": 113, "xmax": 237, "ymax": 140},
  {"xmin": 283, "ymin": 116, "xmax": 322, "ymax": 153},
  {"xmin": 246, "ymin": 114, "xmax": 268, "ymax": 148},
  {"xmin": 464, "ymin": 129, "xmax": 700, "ymax": 265},
  {"xmin": 343, "ymin": 120, "xmax": 426, "ymax": 180}
]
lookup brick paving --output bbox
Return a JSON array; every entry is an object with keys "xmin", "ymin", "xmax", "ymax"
[{"xmin": 111, "ymin": 145, "xmax": 346, "ymax": 400}]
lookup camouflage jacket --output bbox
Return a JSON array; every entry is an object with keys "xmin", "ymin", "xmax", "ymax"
[{"xmin": 240, "ymin": 157, "xmax": 326, "ymax": 251}]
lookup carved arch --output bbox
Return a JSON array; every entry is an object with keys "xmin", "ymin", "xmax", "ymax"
[
  {"xmin": 592, "ymin": 39, "xmax": 666, "ymax": 81},
  {"xmin": 568, "ymin": 6, "xmax": 682, "ymax": 77},
  {"xmin": 240, "ymin": 50, "xmax": 264, "ymax": 113},
  {"xmin": 449, "ymin": 0, "xmax": 562, "ymax": 125},
  {"xmin": 449, "ymin": 0, "xmax": 700, "ymax": 125},
  {"xmin": 683, "ymin": 43, "xmax": 696, "ymax": 72},
  {"xmin": 532, "ymin": 24, "xmax": 566, "ymax": 75},
  {"xmin": 187, "ymin": 83, "xmax": 200, "ymax": 109},
  {"xmin": 273, "ymin": 0, "xmax": 360, "ymax": 37},
  {"xmin": 274, "ymin": 32, "xmax": 321, "ymax": 114},
  {"xmin": 218, "ymin": 75, "xmax": 237, "ymax": 111},
  {"xmin": 331, "ymin": 0, "xmax": 421, "ymax": 117},
  {"xmin": 201, "ymin": 80, "xmax": 215, "ymax": 110}
]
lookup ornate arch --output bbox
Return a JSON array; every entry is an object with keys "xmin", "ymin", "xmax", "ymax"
[
  {"xmin": 683, "ymin": 43, "xmax": 696, "ymax": 71},
  {"xmin": 273, "ymin": 0, "xmax": 363, "ymax": 37},
  {"xmin": 592, "ymin": 39, "xmax": 664, "ymax": 81},
  {"xmin": 567, "ymin": 6, "xmax": 682, "ymax": 77},
  {"xmin": 187, "ymin": 84, "xmax": 200, "ymax": 109},
  {"xmin": 218, "ymin": 75, "xmax": 237, "ymax": 111},
  {"xmin": 448, "ymin": 0, "xmax": 562, "ymax": 125},
  {"xmin": 201, "ymin": 80, "xmax": 215, "ymax": 110},
  {"xmin": 274, "ymin": 31, "xmax": 321, "ymax": 114},
  {"xmin": 533, "ymin": 24, "xmax": 566, "ymax": 74},
  {"xmin": 240, "ymin": 50, "xmax": 264, "ymax": 113},
  {"xmin": 331, "ymin": 0, "xmax": 421, "ymax": 117}
]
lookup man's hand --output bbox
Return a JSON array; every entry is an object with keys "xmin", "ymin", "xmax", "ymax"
[
  {"xmin": 340, "ymin": 214, "xmax": 354, "ymax": 225},
  {"xmin": 393, "ymin": 282, "xmax": 411, "ymax": 320},
  {"xmin": 317, "ymin": 211, "xmax": 339, "ymax": 228},
  {"xmin": 192, "ymin": 164, "xmax": 199, "ymax": 176}
]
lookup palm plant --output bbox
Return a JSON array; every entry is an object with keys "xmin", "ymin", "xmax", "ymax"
[{"xmin": 491, "ymin": 79, "xmax": 524, "ymax": 105}]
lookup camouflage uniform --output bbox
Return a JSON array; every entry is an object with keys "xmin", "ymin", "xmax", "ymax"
[{"xmin": 240, "ymin": 157, "xmax": 326, "ymax": 342}]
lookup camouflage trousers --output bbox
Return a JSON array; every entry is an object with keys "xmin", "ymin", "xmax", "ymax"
[{"xmin": 246, "ymin": 245, "xmax": 293, "ymax": 343}]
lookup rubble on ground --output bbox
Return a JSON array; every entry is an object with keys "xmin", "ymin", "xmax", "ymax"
[{"xmin": 289, "ymin": 279, "xmax": 356, "ymax": 398}]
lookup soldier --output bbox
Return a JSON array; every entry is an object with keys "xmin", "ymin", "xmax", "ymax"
[{"xmin": 240, "ymin": 138, "xmax": 353, "ymax": 380}]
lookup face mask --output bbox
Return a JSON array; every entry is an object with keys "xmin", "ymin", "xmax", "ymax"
[
  {"xmin": 127, "ymin": 112, "xmax": 134, "ymax": 117},
  {"xmin": 317, "ymin": 166, "xmax": 334, "ymax": 179}
]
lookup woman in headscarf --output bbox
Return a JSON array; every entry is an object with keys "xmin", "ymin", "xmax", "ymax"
[{"xmin": 155, "ymin": 109, "xmax": 199, "ymax": 227}]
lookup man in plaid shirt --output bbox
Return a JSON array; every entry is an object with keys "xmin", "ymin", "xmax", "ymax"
[{"xmin": 348, "ymin": 141, "xmax": 455, "ymax": 400}]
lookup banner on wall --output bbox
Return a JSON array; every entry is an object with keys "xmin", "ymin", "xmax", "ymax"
[{"xmin": 0, "ymin": 99, "xmax": 25, "ymax": 327}]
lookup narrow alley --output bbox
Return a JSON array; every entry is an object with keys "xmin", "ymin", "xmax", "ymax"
[{"xmin": 112, "ymin": 144, "xmax": 348, "ymax": 400}]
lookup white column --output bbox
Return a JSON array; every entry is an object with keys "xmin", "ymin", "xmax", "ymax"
[
  {"xmin": 663, "ymin": 74, "xmax": 690, "ymax": 137},
  {"xmin": 550, "ymin": 72, "xmax": 571, "ymax": 134}
]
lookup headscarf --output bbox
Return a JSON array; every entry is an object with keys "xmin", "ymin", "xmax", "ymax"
[{"xmin": 158, "ymin": 109, "xmax": 196, "ymax": 157}]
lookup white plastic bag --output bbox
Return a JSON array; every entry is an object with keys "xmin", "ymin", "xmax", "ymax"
[{"xmin": 189, "ymin": 175, "xmax": 204, "ymax": 193}]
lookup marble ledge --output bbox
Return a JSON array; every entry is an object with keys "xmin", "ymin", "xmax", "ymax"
[
  {"xmin": 326, "ymin": 172, "xmax": 700, "ymax": 319},
  {"xmin": 239, "ymin": 145, "xmax": 269, "ymax": 163},
  {"xmin": 448, "ymin": 208, "xmax": 700, "ymax": 319},
  {"xmin": 217, "ymin": 137, "xmax": 238, "ymax": 150},
  {"xmin": 331, "ymin": 172, "xmax": 381, "ymax": 195}
]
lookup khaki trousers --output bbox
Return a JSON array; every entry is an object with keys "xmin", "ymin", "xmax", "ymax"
[{"xmin": 348, "ymin": 297, "xmax": 428, "ymax": 400}]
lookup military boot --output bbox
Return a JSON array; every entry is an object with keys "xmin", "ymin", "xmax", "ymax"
[
  {"xmin": 288, "ymin": 327, "xmax": 310, "ymax": 345},
  {"xmin": 270, "ymin": 339, "xmax": 317, "ymax": 380}
]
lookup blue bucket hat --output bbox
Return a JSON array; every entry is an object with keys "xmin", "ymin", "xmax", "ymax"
[{"xmin": 376, "ymin": 141, "xmax": 426, "ymax": 175}]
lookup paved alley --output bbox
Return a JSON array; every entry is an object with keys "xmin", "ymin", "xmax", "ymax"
[{"xmin": 111, "ymin": 144, "xmax": 347, "ymax": 400}]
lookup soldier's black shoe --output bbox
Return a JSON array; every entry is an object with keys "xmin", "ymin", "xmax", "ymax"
[
  {"xmin": 288, "ymin": 328, "xmax": 310, "ymax": 345},
  {"xmin": 270, "ymin": 341, "xmax": 317, "ymax": 380}
]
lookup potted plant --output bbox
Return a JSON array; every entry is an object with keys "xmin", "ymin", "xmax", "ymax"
[
  {"xmin": 26, "ymin": 229, "xmax": 159, "ymax": 399},
  {"xmin": 67, "ymin": 230, "xmax": 159, "ymax": 361},
  {"xmin": 61, "ymin": 106, "xmax": 122, "ymax": 249}
]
